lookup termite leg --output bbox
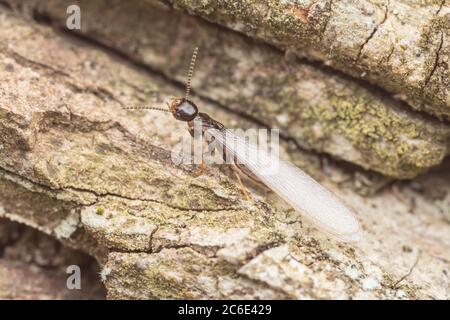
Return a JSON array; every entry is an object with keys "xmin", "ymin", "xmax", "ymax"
[
  {"xmin": 235, "ymin": 163, "xmax": 271, "ymax": 192},
  {"xmin": 192, "ymin": 157, "xmax": 205, "ymax": 177},
  {"xmin": 189, "ymin": 132, "xmax": 206, "ymax": 177},
  {"xmin": 231, "ymin": 163, "xmax": 252, "ymax": 202}
]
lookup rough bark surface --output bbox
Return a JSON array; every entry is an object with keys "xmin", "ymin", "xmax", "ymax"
[
  {"xmin": 10, "ymin": 0, "xmax": 450, "ymax": 179},
  {"xmin": 158, "ymin": 0, "xmax": 450, "ymax": 121},
  {"xmin": 0, "ymin": 219, "xmax": 105, "ymax": 299},
  {"xmin": 0, "ymin": 8, "xmax": 449, "ymax": 300}
]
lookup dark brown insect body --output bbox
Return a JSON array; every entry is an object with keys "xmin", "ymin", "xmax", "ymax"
[
  {"xmin": 168, "ymin": 97, "xmax": 225, "ymax": 139},
  {"xmin": 124, "ymin": 46, "xmax": 230, "ymax": 173},
  {"xmin": 168, "ymin": 96, "xmax": 254, "ymax": 193},
  {"xmin": 123, "ymin": 47, "xmax": 363, "ymax": 241}
]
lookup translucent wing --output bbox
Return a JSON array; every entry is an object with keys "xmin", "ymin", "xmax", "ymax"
[{"xmin": 210, "ymin": 128, "xmax": 363, "ymax": 242}]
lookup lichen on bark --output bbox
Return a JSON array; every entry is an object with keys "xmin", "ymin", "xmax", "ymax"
[
  {"xmin": 0, "ymin": 3, "xmax": 449, "ymax": 300},
  {"xmin": 159, "ymin": 0, "xmax": 450, "ymax": 120},
  {"xmin": 12, "ymin": 0, "xmax": 450, "ymax": 178}
]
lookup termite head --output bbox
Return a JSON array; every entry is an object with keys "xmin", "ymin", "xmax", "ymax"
[
  {"xmin": 169, "ymin": 47, "xmax": 200, "ymax": 122},
  {"xmin": 123, "ymin": 47, "xmax": 200, "ymax": 121},
  {"xmin": 169, "ymin": 97, "xmax": 198, "ymax": 122}
]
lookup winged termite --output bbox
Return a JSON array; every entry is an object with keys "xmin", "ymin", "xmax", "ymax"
[{"xmin": 124, "ymin": 47, "xmax": 363, "ymax": 242}]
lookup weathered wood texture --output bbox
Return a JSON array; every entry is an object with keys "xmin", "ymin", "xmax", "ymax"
[
  {"xmin": 9, "ymin": 0, "xmax": 450, "ymax": 179},
  {"xmin": 0, "ymin": 219, "xmax": 105, "ymax": 299},
  {"xmin": 0, "ymin": 9, "xmax": 449, "ymax": 299},
  {"xmin": 159, "ymin": 0, "xmax": 450, "ymax": 121}
]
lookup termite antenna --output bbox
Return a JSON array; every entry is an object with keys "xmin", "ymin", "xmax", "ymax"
[
  {"xmin": 123, "ymin": 106, "xmax": 170, "ymax": 113},
  {"xmin": 185, "ymin": 47, "xmax": 199, "ymax": 100}
]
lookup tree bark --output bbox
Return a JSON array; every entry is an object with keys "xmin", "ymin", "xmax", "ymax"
[
  {"xmin": 10, "ymin": 0, "xmax": 450, "ymax": 179},
  {"xmin": 0, "ymin": 2, "xmax": 449, "ymax": 299},
  {"xmin": 0, "ymin": 219, "xmax": 104, "ymax": 299},
  {"xmin": 159, "ymin": 0, "xmax": 450, "ymax": 121}
]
